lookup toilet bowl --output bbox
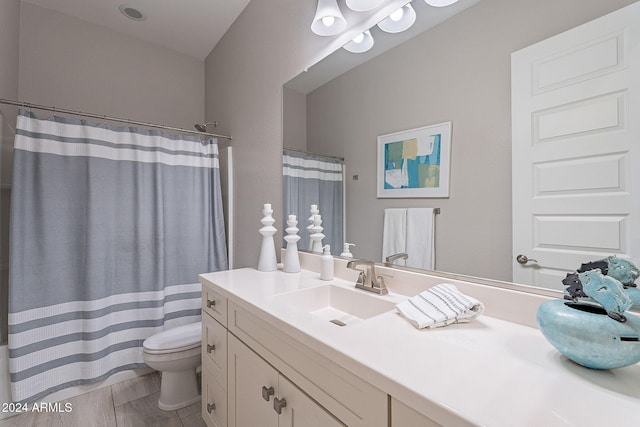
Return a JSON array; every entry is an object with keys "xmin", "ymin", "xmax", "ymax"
[{"xmin": 142, "ymin": 322, "xmax": 202, "ymax": 411}]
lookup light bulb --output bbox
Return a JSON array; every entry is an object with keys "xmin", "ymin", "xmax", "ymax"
[
  {"xmin": 378, "ymin": 4, "xmax": 415, "ymax": 33},
  {"xmin": 311, "ymin": 0, "xmax": 347, "ymax": 36},
  {"xmin": 343, "ymin": 30, "xmax": 374, "ymax": 53},
  {"xmin": 389, "ymin": 8, "xmax": 404, "ymax": 22},
  {"xmin": 321, "ymin": 15, "xmax": 336, "ymax": 27}
]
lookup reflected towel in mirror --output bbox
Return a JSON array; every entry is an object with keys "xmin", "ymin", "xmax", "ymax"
[
  {"xmin": 382, "ymin": 208, "xmax": 436, "ymax": 269},
  {"xmin": 406, "ymin": 208, "xmax": 435, "ymax": 270},
  {"xmin": 382, "ymin": 208, "xmax": 407, "ymax": 265}
]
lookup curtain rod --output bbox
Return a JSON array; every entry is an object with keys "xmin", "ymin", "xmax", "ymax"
[
  {"xmin": 0, "ymin": 98, "xmax": 232, "ymax": 140},
  {"xmin": 283, "ymin": 147, "xmax": 344, "ymax": 162}
]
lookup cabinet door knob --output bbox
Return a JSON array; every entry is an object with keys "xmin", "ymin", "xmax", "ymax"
[
  {"xmin": 207, "ymin": 344, "xmax": 216, "ymax": 353},
  {"xmin": 207, "ymin": 402, "xmax": 216, "ymax": 413},
  {"xmin": 261, "ymin": 386, "xmax": 274, "ymax": 401},
  {"xmin": 273, "ymin": 397, "xmax": 287, "ymax": 414},
  {"xmin": 206, "ymin": 299, "xmax": 216, "ymax": 308}
]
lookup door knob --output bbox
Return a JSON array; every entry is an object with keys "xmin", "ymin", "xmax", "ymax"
[{"xmin": 516, "ymin": 254, "xmax": 538, "ymax": 264}]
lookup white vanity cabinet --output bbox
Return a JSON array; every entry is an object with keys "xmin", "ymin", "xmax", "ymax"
[
  {"xmin": 228, "ymin": 333, "xmax": 344, "ymax": 427},
  {"xmin": 201, "ymin": 280, "xmax": 388, "ymax": 427}
]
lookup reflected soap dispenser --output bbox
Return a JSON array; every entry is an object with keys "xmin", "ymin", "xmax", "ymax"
[
  {"xmin": 321, "ymin": 245, "xmax": 334, "ymax": 281},
  {"xmin": 340, "ymin": 243, "xmax": 355, "ymax": 258}
]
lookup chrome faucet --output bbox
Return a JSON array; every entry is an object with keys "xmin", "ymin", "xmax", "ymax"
[
  {"xmin": 346, "ymin": 260, "xmax": 388, "ymax": 295},
  {"xmin": 385, "ymin": 252, "xmax": 408, "ymax": 265}
]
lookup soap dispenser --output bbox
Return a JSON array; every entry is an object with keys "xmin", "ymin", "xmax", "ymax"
[
  {"xmin": 340, "ymin": 243, "xmax": 355, "ymax": 258},
  {"xmin": 321, "ymin": 245, "xmax": 334, "ymax": 281}
]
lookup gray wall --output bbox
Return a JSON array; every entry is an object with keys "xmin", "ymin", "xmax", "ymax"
[
  {"xmin": 283, "ymin": 86, "xmax": 307, "ymax": 151},
  {"xmin": 0, "ymin": 0, "xmax": 20, "ymax": 345},
  {"xmin": 18, "ymin": 2, "xmax": 205, "ymax": 130},
  {"xmin": 304, "ymin": 0, "xmax": 638, "ymax": 281},
  {"xmin": 0, "ymin": 0, "xmax": 20, "ymax": 183},
  {"xmin": 204, "ymin": 0, "xmax": 336, "ymax": 268}
]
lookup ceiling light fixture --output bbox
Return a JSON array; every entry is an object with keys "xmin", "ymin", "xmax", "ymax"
[
  {"xmin": 425, "ymin": 0, "xmax": 460, "ymax": 7},
  {"xmin": 345, "ymin": 0, "xmax": 385, "ymax": 12},
  {"xmin": 312, "ymin": 0, "xmax": 460, "ymax": 54},
  {"xmin": 311, "ymin": 0, "xmax": 347, "ymax": 36},
  {"xmin": 378, "ymin": 3, "xmax": 416, "ymax": 33},
  {"xmin": 119, "ymin": 4, "xmax": 146, "ymax": 21},
  {"xmin": 343, "ymin": 30, "xmax": 375, "ymax": 53}
]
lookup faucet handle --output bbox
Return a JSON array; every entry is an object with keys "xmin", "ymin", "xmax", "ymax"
[
  {"xmin": 374, "ymin": 275, "xmax": 389, "ymax": 295},
  {"xmin": 355, "ymin": 270, "xmax": 366, "ymax": 286}
]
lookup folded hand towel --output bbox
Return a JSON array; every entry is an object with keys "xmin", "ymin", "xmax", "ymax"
[{"xmin": 396, "ymin": 284, "xmax": 485, "ymax": 329}]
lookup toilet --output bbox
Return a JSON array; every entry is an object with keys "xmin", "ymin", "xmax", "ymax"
[{"xmin": 142, "ymin": 322, "xmax": 202, "ymax": 411}]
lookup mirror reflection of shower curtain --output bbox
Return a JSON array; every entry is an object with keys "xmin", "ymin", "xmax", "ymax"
[
  {"xmin": 8, "ymin": 109, "xmax": 228, "ymax": 404},
  {"xmin": 282, "ymin": 149, "xmax": 344, "ymax": 255}
]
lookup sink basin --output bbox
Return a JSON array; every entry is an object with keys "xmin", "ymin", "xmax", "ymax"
[{"xmin": 275, "ymin": 284, "xmax": 399, "ymax": 326}]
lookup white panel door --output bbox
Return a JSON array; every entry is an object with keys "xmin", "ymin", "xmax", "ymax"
[{"xmin": 512, "ymin": 2, "xmax": 640, "ymax": 289}]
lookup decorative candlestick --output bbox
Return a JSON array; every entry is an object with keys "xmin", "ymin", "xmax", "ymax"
[
  {"xmin": 309, "ymin": 214, "xmax": 325, "ymax": 253},
  {"xmin": 283, "ymin": 214, "xmax": 301, "ymax": 273},
  {"xmin": 307, "ymin": 204, "xmax": 319, "ymax": 251},
  {"xmin": 258, "ymin": 203, "xmax": 277, "ymax": 272}
]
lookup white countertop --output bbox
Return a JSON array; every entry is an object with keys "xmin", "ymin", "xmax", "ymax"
[{"xmin": 199, "ymin": 267, "xmax": 640, "ymax": 427}]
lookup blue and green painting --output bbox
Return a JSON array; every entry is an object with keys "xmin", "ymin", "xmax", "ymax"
[{"xmin": 383, "ymin": 134, "xmax": 441, "ymax": 189}]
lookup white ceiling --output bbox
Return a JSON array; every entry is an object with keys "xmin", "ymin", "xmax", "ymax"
[{"xmin": 21, "ymin": 0, "xmax": 252, "ymax": 60}]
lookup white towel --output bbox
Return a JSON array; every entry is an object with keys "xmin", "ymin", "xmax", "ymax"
[
  {"xmin": 405, "ymin": 208, "xmax": 435, "ymax": 270},
  {"xmin": 396, "ymin": 284, "xmax": 485, "ymax": 329},
  {"xmin": 382, "ymin": 208, "xmax": 407, "ymax": 265}
]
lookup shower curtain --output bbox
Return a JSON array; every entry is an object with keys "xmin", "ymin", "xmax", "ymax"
[
  {"xmin": 8, "ymin": 109, "xmax": 228, "ymax": 403},
  {"xmin": 282, "ymin": 149, "xmax": 344, "ymax": 254}
]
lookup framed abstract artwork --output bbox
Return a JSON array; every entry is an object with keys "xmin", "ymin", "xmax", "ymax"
[{"xmin": 377, "ymin": 122, "xmax": 452, "ymax": 198}]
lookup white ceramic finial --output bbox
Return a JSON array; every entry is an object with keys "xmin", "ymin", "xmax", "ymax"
[
  {"xmin": 258, "ymin": 204, "xmax": 277, "ymax": 272},
  {"xmin": 309, "ymin": 214, "xmax": 325, "ymax": 253},
  {"xmin": 283, "ymin": 215, "xmax": 301, "ymax": 273}
]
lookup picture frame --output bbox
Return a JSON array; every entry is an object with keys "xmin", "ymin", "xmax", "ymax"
[{"xmin": 377, "ymin": 122, "xmax": 452, "ymax": 198}]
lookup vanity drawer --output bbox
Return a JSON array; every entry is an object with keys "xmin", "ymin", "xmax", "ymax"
[
  {"xmin": 202, "ymin": 363, "xmax": 227, "ymax": 427},
  {"xmin": 202, "ymin": 313, "xmax": 227, "ymax": 384},
  {"xmin": 202, "ymin": 285, "xmax": 228, "ymax": 326}
]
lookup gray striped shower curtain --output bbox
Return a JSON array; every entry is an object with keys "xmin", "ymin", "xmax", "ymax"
[
  {"xmin": 8, "ymin": 109, "xmax": 228, "ymax": 403},
  {"xmin": 282, "ymin": 149, "xmax": 344, "ymax": 254}
]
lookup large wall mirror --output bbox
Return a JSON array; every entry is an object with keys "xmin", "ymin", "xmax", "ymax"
[{"xmin": 283, "ymin": 0, "xmax": 639, "ymax": 295}]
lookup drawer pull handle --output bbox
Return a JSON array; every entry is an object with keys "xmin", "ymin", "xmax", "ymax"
[
  {"xmin": 273, "ymin": 397, "xmax": 287, "ymax": 414},
  {"xmin": 207, "ymin": 402, "xmax": 216, "ymax": 413},
  {"xmin": 206, "ymin": 299, "xmax": 216, "ymax": 308},
  {"xmin": 261, "ymin": 386, "xmax": 274, "ymax": 401},
  {"xmin": 207, "ymin": 344, "xmax": 216, "ymax": 353}
]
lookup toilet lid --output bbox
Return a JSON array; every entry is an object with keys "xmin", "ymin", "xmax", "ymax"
[{"xmin": 143, "ymin": 322, "xmax": 202, "ymax": 352}]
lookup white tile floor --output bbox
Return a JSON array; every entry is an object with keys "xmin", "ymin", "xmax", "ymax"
[{"xmin": 0, "ymin": 372, "xmax": 206, "ymax": 427}]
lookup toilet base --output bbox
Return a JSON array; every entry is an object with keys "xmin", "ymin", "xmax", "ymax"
[{"xmin": 157, "ymin": 369, "xmax": 200, "ymax": 411}]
